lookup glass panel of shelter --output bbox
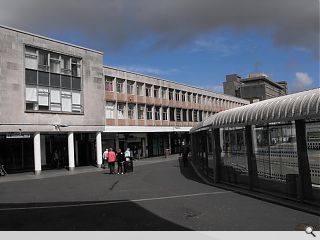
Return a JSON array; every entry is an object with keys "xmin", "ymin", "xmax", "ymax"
[
  {"xmin": 306, "ymin": 120, "xmax": 320, "ymax": 204},
  {"xmin": 220, "ymin": 127, "xmax": 249, "ymax": 187},
  {"xmin": 253, "ymin": 122, "xmax": 299, "ymax": 196}
]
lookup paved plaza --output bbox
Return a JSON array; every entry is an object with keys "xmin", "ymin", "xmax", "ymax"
[{"xmin": 0, "ymin": 155, "xmax": 318, "ymax": 231}]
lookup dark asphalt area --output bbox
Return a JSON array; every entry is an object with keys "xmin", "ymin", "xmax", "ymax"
[{"xmin": 0, "ymin": 157, "xmax": 318, "ymax": 230}]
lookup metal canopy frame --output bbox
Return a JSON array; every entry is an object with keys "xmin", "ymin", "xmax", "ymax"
[{"xmin": 190, "ymin": 88, "xmax": 320, "ymax": 133}]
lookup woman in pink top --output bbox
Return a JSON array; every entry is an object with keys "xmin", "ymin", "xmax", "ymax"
[{"xmin": 107, "ymin": 148, "xmax": 116, "ymax": 174}]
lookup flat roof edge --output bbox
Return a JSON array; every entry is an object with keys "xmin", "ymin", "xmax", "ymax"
[
  {"xmin": 0, "ymin": 25, "xmax": 103, "ymax": 55},
  {"xmin": 103, "ymin": 65, "xmax": 249, "ymax": 103}
]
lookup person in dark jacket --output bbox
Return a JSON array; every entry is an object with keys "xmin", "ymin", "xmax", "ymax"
[
  {"xmin": 116, "ymin": 148, "xmax": 125, "ymax": 174},
  {"xmin": 181, "ymin": 142, "xmax": 190, "ymax": 167}
]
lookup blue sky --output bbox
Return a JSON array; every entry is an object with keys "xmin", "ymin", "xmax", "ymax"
[{"xmin": 1, "ymin": 0, "xmax": 319, "ymax": 93}]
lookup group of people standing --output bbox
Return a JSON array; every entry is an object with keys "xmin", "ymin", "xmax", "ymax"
[{"xmin": 102, "ymin": 148, "xmax": 133, "ymax": 174}]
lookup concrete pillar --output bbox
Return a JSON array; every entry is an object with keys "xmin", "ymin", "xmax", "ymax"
[
  {"xmin": 96, "ymin": 132, "xmax": 102, "ymax": 168},
  {"xmin": 33, "ymin": 132, "xmax": 42, "ymax": 175},
  {"xmin": 68, "ymin": 132, "xmax": 75, "ymax": 171}
]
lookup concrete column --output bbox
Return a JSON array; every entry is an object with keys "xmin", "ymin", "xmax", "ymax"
[
  {"xmin": 96, "ymin": 132, "xmax": 102, "ymax": 168},
  {"xmin": 33, "ymin": 132, "xmax": 42, "ymax": 175},
  {"xmin": 68, "ymin": 132, "xmax": 75, "ymax": 171}
]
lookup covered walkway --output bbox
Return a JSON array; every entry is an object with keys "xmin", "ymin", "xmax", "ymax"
[{"xmin": 190, "ymin": 88, "xmax": 320, "ymax": 207}]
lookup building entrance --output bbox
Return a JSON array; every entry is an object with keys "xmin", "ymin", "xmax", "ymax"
[
  {"xmin": 0, "ymin": 134, "xmax": 34, "ymax": 173},
  {"xmin": 74, "ymin": 133, "xmax": 96, "ymax": 167}
]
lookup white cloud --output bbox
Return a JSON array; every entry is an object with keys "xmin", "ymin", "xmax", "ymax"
[
  {"xmin": 192, "ymin": 37, "xmax": 239, "ymax": 57},
  {"xmin": 116, "ymin": 65, "xmax": 180, "ymax": 76},
  {"xmin": 293, "ymin": 72, "xmax": 313, "ymax": 92},
  {"xmin": 200, "ymin": 84, "xmax": 224, "ymax": 93}
]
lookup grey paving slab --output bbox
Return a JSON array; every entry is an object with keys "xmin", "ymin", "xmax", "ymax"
[{"xmin": 0, "ymin": 154, "xmax": 318, "ymax": 230}]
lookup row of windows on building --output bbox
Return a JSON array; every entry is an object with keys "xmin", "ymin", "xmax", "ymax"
[
  {"xmin": 105, "ymin": 102, "xmax": 214, "ymax": 122},
  {"xmin": 22, "ymin": 45, "xmax": 243, "ymax": 114},
  {"xmin": 105, "ymin": 76, "xmax": 243, "ymax": 108},
  {"xmin": 25, "ymin": 46, "xmax": 81, "ymax": 77},
  {"xmin": 24, "ymin": 46, "xmax": 83, "ymax": 113}
]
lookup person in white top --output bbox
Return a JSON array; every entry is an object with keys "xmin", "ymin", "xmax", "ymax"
[
  {"xmin": 124, "ymin": 148, "xmax": 131, "ymax": 161},
  {"xmin": 102, "ymin": 148, "xmax": 108, "ymax": 168}
]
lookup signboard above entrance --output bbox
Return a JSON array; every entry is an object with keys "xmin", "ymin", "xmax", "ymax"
[{"xmin": 6, "ymin": 133, "xmax": 31, "ymax": 139}]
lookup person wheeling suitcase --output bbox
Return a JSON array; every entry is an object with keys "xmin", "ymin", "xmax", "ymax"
[
  {"xmin": 124, "ymin": 148, "xmax": 133, "ymax": 173},
  {"xmin": 116, "ymin": 148, "xmax": 125, "ymax": 174}
]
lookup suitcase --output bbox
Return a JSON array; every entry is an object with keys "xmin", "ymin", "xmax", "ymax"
[{"xmin": 125, "ymin": 160, "xmax": 133, "ymax": 173}]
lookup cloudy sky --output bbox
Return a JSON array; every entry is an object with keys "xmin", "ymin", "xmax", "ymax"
[{"xmin": 0, "ymin": 0, "xmax": 319, "ymax": 93}]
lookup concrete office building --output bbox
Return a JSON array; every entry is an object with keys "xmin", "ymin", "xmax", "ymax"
[
  {"xmin": 223, "ymin": 73, "xmax": 288, "ymax": 103},
  {"xmin": 0, "ymin": 25, "xmax": 248, "ymax": 174},
  {"xmin": 0, "ymin": 26, "xmax": 105, "ymax": 174},
  {"xmin": 103, "ymin": 66, "xmax": 248, "ymax": 158}
]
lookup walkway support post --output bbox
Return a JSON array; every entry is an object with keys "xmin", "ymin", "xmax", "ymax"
[
  {"xmin": 213, "ymin": 128, "xmax": 221, "ymax": 183},
  {"xmin": 295, "ymin": 119, "xmax": 313, "ymax": 200},
  {"xmin": 245, "ymin": 125, "xmax": 259, "ymax": 189}
]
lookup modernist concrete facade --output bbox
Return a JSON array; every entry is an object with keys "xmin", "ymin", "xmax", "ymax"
[
  {"xmin": 0, "ymin": 26, "xmax": 105, "ymax": 174},
  {"xmin": 103, "ymin": 66, "xmax": 248, "ymax": 157},
  {"xmin": 223, "ymin": 73, "xmax": 288, "ymax": 103},
  {"xmin": 0, "ymin": 25, "xmax": 248, "ymax": 174}
]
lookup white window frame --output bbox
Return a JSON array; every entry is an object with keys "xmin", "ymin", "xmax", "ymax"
[
  {"xmin": 106, "ymin": 102, "xmax": 115, "ymax": 119},
  {"xmin": 117, "ymin": 103, "xmax": 125, "ymax": 119},
  {"xmin": 147, "ymin": 106, "xmax": 153, "ymax": 120}
]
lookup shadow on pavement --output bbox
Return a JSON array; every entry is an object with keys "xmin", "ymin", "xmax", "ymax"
[
  {"xmin": 0, "ymin": 200, "xmax": 190, "ymax": 231},
  {"xmin": 177, "ymin": 157, "xmax": 210, "ymax": 186}
]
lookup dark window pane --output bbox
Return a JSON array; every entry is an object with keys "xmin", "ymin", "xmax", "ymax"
[
  {"xmin": 61, "ymin": 75, "xmax": 71, "ymax": 89},
  {"xmin": 38, "ymin": 71, "xmax": 49, "ymax": 86},
  {"xmin": 50, "ymin": 73, "xmax": 60, "ymax": 87},
  {"xmin": 26, "ymin": 102, "xmax": 35, "ymax": 110},
  {"xmin": 25, "ymin": 69, "xmax": 37, "ymax": 85},
  {"xmin": 38, "ymin": 105, "xmax": 49, "ymax": 111},
  {"xmin": 72, "ymin": 77, "xmax": 81, "ymax": 90},
  {"xmin": 170, "ymin": 108, "xmax": 175, "ymax": 121}
]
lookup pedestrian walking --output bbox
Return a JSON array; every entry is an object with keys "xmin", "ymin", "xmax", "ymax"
[
  {"xmin": 181, "ymin": 142, "xmax": 189, "ymax": 167},
  {"xmin": 53, "ymin": 149, "xmax": 60, "ymax": 169},
  {"xmin": 137, "ymin": 146, "xmax": 142, "ymax": 160},
  {"xmin": 107, "ymin": 148, "xmax": 116, "ymax": 174},
  {"xmin": 133, "ymin": 145, "xmax": 138, "ymax": 159},
  {"xmin": 124, "ymin": 147, "xmax": 134, "ymax": 173},
  {"xmin": 116, "ymin": 148, "xmax": 125, "ymax": 174},
  {"xmin": 124, "ymin": 148, "xmax": 131, "ymax": 161},
  {"xmin": 102, "ymin": 148, "xmax": 108, "ymax": 168}
]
